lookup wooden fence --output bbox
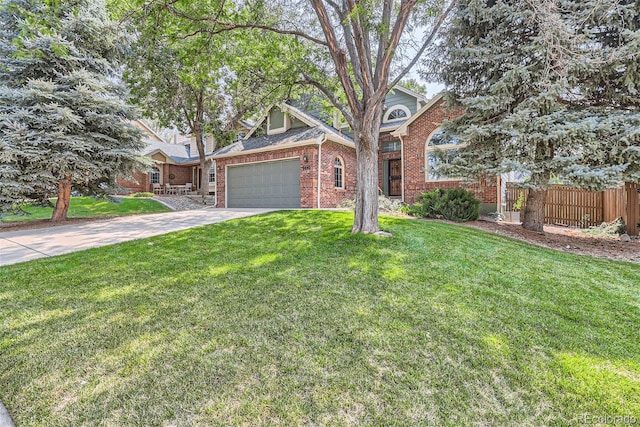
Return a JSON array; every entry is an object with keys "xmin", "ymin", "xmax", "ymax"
[{"xmin": 505, "ymin": 184, "xmax": 638, "ymax": 231}]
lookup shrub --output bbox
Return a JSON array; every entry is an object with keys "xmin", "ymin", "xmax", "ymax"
[
  {"xmin": 407, "ymin": 188, "xmax": 480, "ymax": 222},
  {"xmin": 581, "ymin": 217, "xmax": 626, "ymax": 238},
  {"xmin": 130, "ymin": 192, "xmax": 154, "ymax": 198},
  {"xmin": 338, "ymin": 195, "xmax": 405, "ymax": 213}
]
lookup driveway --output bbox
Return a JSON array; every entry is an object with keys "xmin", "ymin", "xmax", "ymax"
[{"xmin": 0, "ymin": 208, "xmax": 273, "ymax": 267}]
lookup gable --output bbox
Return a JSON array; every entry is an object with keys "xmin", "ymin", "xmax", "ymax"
[
  {"xmin": 384, "ymin": 89, "xmax": 421, "ymax": 116},
  {"xmin": 151, "ymin": 152, "xmax": 167, "ymax": 162}
]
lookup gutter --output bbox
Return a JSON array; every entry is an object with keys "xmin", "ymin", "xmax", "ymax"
[{"xmin": 317, "ymin": 136, "xmax": 326, "ymax": 208}]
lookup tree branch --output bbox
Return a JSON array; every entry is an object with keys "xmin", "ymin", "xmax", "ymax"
[
  {"xmin": 388, "ymin": 0, "xmax": 457, "ymax": 90},
  {"xmin": 302, "ymin": 75, "xmax": 355, "ymax": 127}
]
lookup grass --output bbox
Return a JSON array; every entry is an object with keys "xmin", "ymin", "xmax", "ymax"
[
  {"xmin": 0, "ymin": 211, "xmax": 638, "ymax": 425},
  {"xmin": 0, "ymin": 196, "xmax": 170, "ymax": 223}
]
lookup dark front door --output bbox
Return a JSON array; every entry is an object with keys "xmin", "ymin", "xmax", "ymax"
[{"xmin": 388, "ymin": 159, "xmax": 402, "ymax": 196}]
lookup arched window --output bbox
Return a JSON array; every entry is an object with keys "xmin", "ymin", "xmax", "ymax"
[
  {"xmin": 383, "ymin": 105, "xmax": 411, "ymax": 123},
  {"xmin": 149, "ymin": 166, "xmax": 160, "ymax": 184},
  {"xmin": 425, "ymin": 129, "xmax": 463, "ymax": 181},
  {"xmin": 334, "ymin": 157, "xmax": 344, "ymax": 189}
]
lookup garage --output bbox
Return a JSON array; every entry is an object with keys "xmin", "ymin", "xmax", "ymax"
[{"xmin": 227, "ymin": 159, "xmax": 301, "ymax": 208}]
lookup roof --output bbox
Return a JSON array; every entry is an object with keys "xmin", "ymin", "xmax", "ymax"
[
  {"xmin": 391, "ymin": 92, "xmax": 445, "ymax": 137},
  {"xmin": 143, "ymin": 140, "xmax": 202, "ymax": 164},
  {"xmin": 389, "ymin": 86, "xmax": 429, "ymax": 103},
  {"xmin": 212, "ymin": 127, "xmax": 326, "ymax": 158}
]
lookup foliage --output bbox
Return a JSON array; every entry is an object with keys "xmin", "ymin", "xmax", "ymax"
[
  {"xmin": 405, "ymin": 188, "xmax": 480, "ymax": 221},
  {"xmin": 430, "ymin": 0, "xmax": 640, "ymax": 230},
  {"xmin": 1, "ymin": 211, "xmax": 639, "ymax": 425},
  {"xmin": 0, "ymin": 0, "xmax": 146, "ymax": 219},
  {"xmin": 339, "ymin": 195, "xmax": 404, "ymax": 213},
  {"xmin": 0, "ymin": 196, "xmax": 169, "ymax": 222},
  {"xmin": 130, "ymin": 0, "xmax": 457, "ymax": 233},
  {"xmin": 130, "ymin": 192, "xmax": 154, "ymax": 198},
  {"xmin": 117, "ymin": 0, "xmax": 304, "ymax": 195},
  {"xmin": 512, "ymin": 191, "xmax": 525, "ymax": 212},
  {"xmin": 581, "ymin": 217, "xmax": 627, "ymax": 239}
]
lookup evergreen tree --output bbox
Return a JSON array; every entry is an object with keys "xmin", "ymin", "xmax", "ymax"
[
  {"xmin": 0, "ymin": 0, "xmax": 145, "ymax": 221},
  {"xmin": 432, "ymin": 0, "xmax": 640, "ymax": 232}
]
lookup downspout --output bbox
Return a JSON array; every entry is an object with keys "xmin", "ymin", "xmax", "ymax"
[
  {"xmin": 317, "ymin": 136, "xmax": 325, "ymax": 209},
  {"xmin": 399, "ymin": 135, "xmax": 405, "ymax": 203},
  {"xmin": 212, "ymin": 159, "xmax": 218, "ymax": 207}
]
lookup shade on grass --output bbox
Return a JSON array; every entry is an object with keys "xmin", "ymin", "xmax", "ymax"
[
  {"xmin": 1, "ymin": 196, "xmax": 169, "ymax": 222},
  {"xmin": 0, "ymin": 211, "xmax": 638, "ymax": 425}
]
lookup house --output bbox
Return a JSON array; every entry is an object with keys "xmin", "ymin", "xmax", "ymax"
[
  {"xmin": 118, "ymin": 120, "xmax": 251, "ymax": 195},
  {"xmin": 211, "ymin": 87, "xmax": 498, "ymax": 212},
  {"xmin": 211, "ymin": 103, "xmax": 356, "ymax": 208}
]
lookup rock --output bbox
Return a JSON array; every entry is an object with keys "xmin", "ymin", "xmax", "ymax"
[
  {"xmin": 566, "ymin": 245, "xmax": 571, "ymax": 249},
  {"xmin": 620, "ymin": 234, "xmax": 631, "ymax": 242},
  {"xmin": 374, "ymin": 231, "xmax": 393, "ymax": 237}
]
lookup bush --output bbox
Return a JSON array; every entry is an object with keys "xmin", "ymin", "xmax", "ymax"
[
  {"xmin": 338, "ymin": 195, "xmax": 405, "ymax": 213},
  {"xmin": 406, "ymin": 188, "xmax": 480, "ymax": 222},
  {"xmin": 581, "ymin": 217, "xmax": 626, "ymax": 238},
  {"xmin": 130, "ymin": 192, "xmax": 154, "ymax": 198}
]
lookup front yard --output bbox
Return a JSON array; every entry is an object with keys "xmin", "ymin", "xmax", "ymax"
[
  {"xmin": 0, "ymin": 196, "xmax": 170, "ymax": 224},
  {"xmin": 0, "ymin": 211, "xmax": 638, "ymax": 425}
]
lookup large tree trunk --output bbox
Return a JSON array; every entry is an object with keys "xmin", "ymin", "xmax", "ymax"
[
  {"xmin": 51, "ymin": 175, "xmax": 72, "ymax": 222},
  {"xmin": 352, "ymin": 130, "xmax": 380, "ymax": 234},
  {"xmin": 522, "ymin": 188, "xmax": 547, "ymax": 232}
]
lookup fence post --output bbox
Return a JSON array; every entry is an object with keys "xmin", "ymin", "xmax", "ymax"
[{"xmin": 625, "ymin": 183, "xmax": 639, "ymax": 236}]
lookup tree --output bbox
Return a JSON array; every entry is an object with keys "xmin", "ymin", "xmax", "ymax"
[
  {"xmin": 134, "ymin": 0, "xmax": 456, "ymax": 233},
  {"xmin": 119, "ymin": 1, "xmax": 302, "ymax": 197},
  {"xmin": 0, "ymin": 0, "xmax": 145, "ymax": 221},
  {"xmin": 432, "ymin": 0, "xmax": 640, "ymax": 232}
]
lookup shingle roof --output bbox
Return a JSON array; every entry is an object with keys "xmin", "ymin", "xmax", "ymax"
[
  {"xmin": 143, "ymin": 140, "xmax": 197, "ymax": 164},
  {"xmin": 212, "ymin": 126, "xmax": 326, "ymax": 157}
]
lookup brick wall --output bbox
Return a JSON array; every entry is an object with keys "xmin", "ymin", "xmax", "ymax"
[
  {"xmin": 216, "ymin": 146, "xmax": 319, "ymax": 208},
  {"xmin": 398, "ymin": 98, "xmax": 497, "ymax": 204},
  {"xmin": 319, "ymin": 141, "xmax": 357, "ymax": 208},
  {"xmin": 117, "ymin": 163, "xmax": 193, "ymax": 194},
  {"xmin": 215, "ymin": 142, "xmax": 356, "ymax": 208}
]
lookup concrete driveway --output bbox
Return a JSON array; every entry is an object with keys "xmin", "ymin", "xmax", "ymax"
[{"xmin": 0, "ymin": 208, "xmax": 273, "ymax": 267}]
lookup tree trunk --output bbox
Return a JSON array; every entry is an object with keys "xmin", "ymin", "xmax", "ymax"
[
  {"xmin": 522, "ymin": 188, "xmax": 547, "ymax": 232},
  {"xmin": 51, "ymin": 175, "xmax": 72, "ymax": 222},
  {"xmin": 352, "ymin": 130, "xmax": 380, "ymax": 234}
]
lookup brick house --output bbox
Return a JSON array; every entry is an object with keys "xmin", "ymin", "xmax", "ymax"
[
  {"xmin": 118, "ymin": 120, "xmax": 249, "ymax": 195},
  {"xmin": 386, "ymin": 92, "xmax": 498, "ymax": 212},
  {"xmin": 212, "ymin": 104, "xmax": 356, "ymax": 208},
  {"xmin": 211, "ymin": 88, "xmax": 498, "ymax": 211}
]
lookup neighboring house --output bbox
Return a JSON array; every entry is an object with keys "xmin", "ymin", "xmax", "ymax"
[
  {"xmin": 211, "ymin": 87, "xmax": 498, "ymax": 212},
  {"xmin": 118, "ymin": 120, "xmax": 252, "ymax": 195}
]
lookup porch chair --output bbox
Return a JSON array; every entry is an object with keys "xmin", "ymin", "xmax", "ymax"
[
  {"xmin": 152, "ymin": 183, "xmax": 163, "ymax": 195},
  {"xmin": 184, "ymin": 183, "xmax": 192, "ymax": 195},
  {"xmin": 165, "ymin": 183, "xmax": 175, "ymax": 195}
]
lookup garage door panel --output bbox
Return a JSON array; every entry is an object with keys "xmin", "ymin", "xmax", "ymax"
[{"xmin": 227, "ymin": 159, "xmax": 300, "ymax": 208}]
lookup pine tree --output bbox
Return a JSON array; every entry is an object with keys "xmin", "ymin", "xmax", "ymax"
[
  {"xmin": 432, "ymin": 0, "xmax": 640, "ymax": 232},
  {"xmin": 0, "ymin": 0, "xmax": 145, "ymax": 221}
]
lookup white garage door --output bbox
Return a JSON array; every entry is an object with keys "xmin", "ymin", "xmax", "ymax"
[{"xmin": 227, "ymin": 159, "xmax": 301, "ymax": 208}]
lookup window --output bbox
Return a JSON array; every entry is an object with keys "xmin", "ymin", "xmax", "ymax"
[
  {"xmin": 425, "ymin": 129, "xmax": 463, "ymax": 181},
  {"xmin": 383, "ymin": 105, "xmax": 411, "ymax": 123},
  {"xmin": 382, "ymin": 140, "xmax": 401, "ymax": 152},
  {"xmin": 149, "ymin": 167, "xmax": 160, "ymax": 184},
  {"xmin": 209, "ymin": 164, "xmax": 216, "ymax": 183},
  {"xmin": 334, "ymin": 157, "xmax": 344, "ymax": 189}
]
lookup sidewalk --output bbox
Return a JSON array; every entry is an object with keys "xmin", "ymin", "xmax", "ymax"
[{"xmin": 0, "ymin": 208, "xmax": 273, "ymax": 267}]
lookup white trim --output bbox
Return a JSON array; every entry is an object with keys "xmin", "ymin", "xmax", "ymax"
[
  {"xmin": 225, "ymin": 156, "xmax": 301, "ymax": 208},
  {"xmin": 267, "ymin": 110, "xmax": 292, "ymax": 135},
  {"xmin": 391, "ymin": 92, "xmax": 445, "ymax": 137},
  {"xmin": 424, "ymin": 127, "xmax": 466, "ymax": 182},
  {"xmin": 213, "ymin": 138, "xmax": 320, "ymax": 159},
  {"xmin": 317, "ymin": 140, "xmax": 323, "ymax": 208},
  {"xmin": 383, "ymin": 104, "xmax": 411, "ymax": 123},
  {"xmin": 399, "ymin": 136, "xmax": 405, "ymax": 202},
  {"xmin": 390, "ymin": 86, "xmax": 428, "ymax": 103},
  {"xmin": 333, "ymin": 155, "xmax": 345, "ymax": 189}
]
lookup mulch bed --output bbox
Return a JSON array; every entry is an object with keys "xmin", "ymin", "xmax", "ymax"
[{"xmin": 459, "ymin": 220, "xmax": 640, "ymax": 264}]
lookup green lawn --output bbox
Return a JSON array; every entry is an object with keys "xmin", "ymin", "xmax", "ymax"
[
  {"xmin": 1, "ymin": 196, "xmax": 170, "ymax": 223},
  {"xmin": 1, "ymin": 211, "xmax": 638, "ymax": 425}
]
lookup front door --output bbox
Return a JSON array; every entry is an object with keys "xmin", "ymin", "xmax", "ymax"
[{"xmin": 388, "ymin": 159, "xmax": 402, "ymax": 196}]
